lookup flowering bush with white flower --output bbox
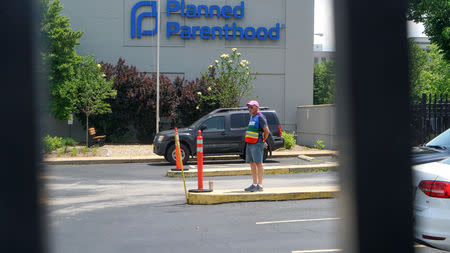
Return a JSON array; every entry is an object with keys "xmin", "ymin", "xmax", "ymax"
[{"xmin": 201, "ymin": 48, "xmax": 256, "ymax": 108}]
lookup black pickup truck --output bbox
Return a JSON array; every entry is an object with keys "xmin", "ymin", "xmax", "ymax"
[{"xmin": 153, "ymin": 107, "xmax": 285, "ymax": 164}]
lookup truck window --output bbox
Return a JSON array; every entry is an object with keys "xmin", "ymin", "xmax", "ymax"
[
  {"xmin": 202, "ymin": 116, "xmax": 225, "ymax": 131},
  {"xmin": 231, "ymin": 113, "xmax": 250, "ymax": 129},
  {"xmin": 262, "ymin": 112, "xmax": 276, "ymax": 125}
]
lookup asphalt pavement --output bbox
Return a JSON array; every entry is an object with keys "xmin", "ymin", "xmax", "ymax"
[
  {"xmin": 43, "ymin": 161, "xmax": 339, "ymax": 253},
  {"xmin": 42, "ymin": 161, "xmax": 445, "ymax": 253}
]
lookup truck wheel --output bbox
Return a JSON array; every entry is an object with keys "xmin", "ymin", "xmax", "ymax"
[
  {"xmin": 263, "ymin": 147, "xmax": 269, "ymax": 162},
  {"xmin": 165, "ymin": 144, "xmax": 189, "ymax": 165},
  {"xmin": 240, "ymin": 144, "xmax": 247, "ymax": 160}
]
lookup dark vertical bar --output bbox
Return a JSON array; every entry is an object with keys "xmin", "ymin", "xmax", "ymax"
[
  {"xmin": 439, "ymin": 94, "xmax": 443, "ymax": 133},
  {"xmin": 421, "ymin": 93, "xmax": 426, "ymax": 144},
  {"xmin": 1, "ymin": 0, "xmax": 42, "ymax": 252},
  {"xmin": 434, "ymin": 94, "xmax": 437, "ymax": 137},
  {"xmin": 334, "ymin": 0, "xmax": 413, "ymax": 253},
  {"xmin": 447, "ymin": 95, "xmax": 449, "ymax": 130},
  {"xmin": 428, "ymin": 93, "xmax": 432, "ymax": 141}
]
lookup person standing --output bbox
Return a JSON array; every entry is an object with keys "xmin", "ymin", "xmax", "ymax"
[{"xmin": 244, "ymin": 100, "xmax": 270, "ymax": 192}]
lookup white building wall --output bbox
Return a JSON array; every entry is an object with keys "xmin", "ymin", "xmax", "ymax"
[{"xmin": 57, "ymin": 0, "xmax": 314, "ymax": 136}]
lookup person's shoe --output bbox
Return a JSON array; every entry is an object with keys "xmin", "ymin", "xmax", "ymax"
[
  {"xmin": 245, "ymin": 184, "xmax": 257, "ymax": 192},
  {"xmin": 255, "ymin": 185, "xmax": 264, "ymax": 191}
]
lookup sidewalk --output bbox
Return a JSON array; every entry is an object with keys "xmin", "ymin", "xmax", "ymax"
[
  {"xmin": 42, "ymin": 148, "xmax": 338, "ymax": 165},
  {"xmin": 188, "ymin": 185, "xmax": 340, "ymax": 205},
  {"xmin": 167, "ymin": 162, "xmax": 338, "ymax": 177}
]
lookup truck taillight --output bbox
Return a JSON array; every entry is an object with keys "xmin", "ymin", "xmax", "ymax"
[
  {"xmin": 419, "ymin": 180, "xmax": 450, "ymax": 198},
  {"xmin": 278, "ymin": 125, "xmax": 282, "ymax": 137}
]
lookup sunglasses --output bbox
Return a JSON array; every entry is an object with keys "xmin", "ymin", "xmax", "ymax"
[{"xmin": 248, "ymin": 106, "xmax": 255, "ymax": 109}]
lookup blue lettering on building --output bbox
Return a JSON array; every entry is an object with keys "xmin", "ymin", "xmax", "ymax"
[
  {"xmin": 131, "ymin": 0, "xmax": 283, "ymax": 40},
  {"xmin": 131, "ymin": 1, "xmax": 158, "ymax": 38}
]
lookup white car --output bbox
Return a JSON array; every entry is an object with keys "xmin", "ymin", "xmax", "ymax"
[{"xmin": 413, "ymin": 157, "xmax": 450, "ymax": 251}]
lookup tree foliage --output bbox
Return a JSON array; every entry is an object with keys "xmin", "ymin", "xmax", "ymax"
[
  {"xmin": 409, "ymin": 42, "xmax": 450, "ymax": 102},
  {"xmin": 87, "ymin": 58, "xmax": 221, "ymax": 142},
  {"xmin": 172, "ymin": 77, "xmax": 216, "ymax": 127},
  {"xmin": 89, "ymin": 58, "xmax": 179, "ymax": 143},
  {"xmin": 408, "ymin": 39, "xmax": 428, "ymax": 102},
  {"xmin": 313, "ymin": 60, "xmax": 335, "ymax": 105},
  {"xmin": 65, "ymin": 56, "xmax": 116, "ymax": 146},
  {"xmin": 201, "ymin": 48, "xmax": 255, "ymax": 108},
  {"xmin": 40, "ymin": 0, "xmax": 83, "ymax": 120},
  {"xmin": 407, "ymin": 0, "xmax": 450, "ymax": 61},
  {"xmin": 417, "ymin": 44, "xmax": 450, "ymax": 96}
]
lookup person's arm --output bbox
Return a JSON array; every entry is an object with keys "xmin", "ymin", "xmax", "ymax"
[
  {"xmin": 263, "ymin": 126, "xmax": 269, "ymax": 148},
  {"xmin": 263, "ymin": 126, "xmax": 269, "ymax": 142}
]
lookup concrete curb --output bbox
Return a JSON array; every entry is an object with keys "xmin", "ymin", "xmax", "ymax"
[
  {"xmin": 187, "ymin": 185, "xmax": 340, "ymax": 205},
  {"xmin": 166, "ymin": 162, "xmax": 338, "ymax": 177},
  {"xmin": 42, "ymin": 151, "xmax": 337, "ymax": 165}
]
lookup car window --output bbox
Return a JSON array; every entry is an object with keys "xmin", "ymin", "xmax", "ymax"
[
  {"xmin": 439, "ymin": 157, "xmax": 450, "ymax": 165},
  {"xmin": 231, "ymin": 113, "xmax": 250, "ymax": 129},
  {"xmin": 202, "ymin": 116, "xmax": 225, "ymax": 131},
  {"xmin": 426, "ymin": 128, "xmax": 450, "ymax": 149}
]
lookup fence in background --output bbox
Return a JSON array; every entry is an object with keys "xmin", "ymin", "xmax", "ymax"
[{"xmin": 411, "ymin": 93, "xmax": 450, "ymax": 145}]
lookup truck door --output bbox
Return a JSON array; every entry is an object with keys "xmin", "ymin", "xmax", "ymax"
[{"xmin": 199, "ymin": 116, "xmax": 228, "ymax": 153}]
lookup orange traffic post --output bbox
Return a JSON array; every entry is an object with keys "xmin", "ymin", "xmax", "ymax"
[
  {"xmin": 171, "ymin": 128, "xmax": 188, "ymax": 171},
  {"xmin": 172, "ymin": 128, "xmax": 188, "ymax": 202},
  {"xmin": 189, "ymin": 130, "xmax": 212, "ymax": 193}
]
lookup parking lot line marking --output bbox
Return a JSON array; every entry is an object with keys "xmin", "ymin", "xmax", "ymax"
[
  {"xmin": 256, "ymin": 217, "xmax": 340, "ymax": 225},
  {"xmin": 292, "ymin": 245, "xmax": 425, "ymax": 252},
  {"xmin": 291, "ymin": 249, "xmax": 342, "ymax": 253}
]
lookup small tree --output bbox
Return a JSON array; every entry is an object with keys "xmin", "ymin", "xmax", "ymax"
[
  {"xmin": 40, "ymin": 0, "xmax": 83, "ymax": 120},
  {"xmin": 63, "ymin": 56, "xmax": 116, "ymax": 146},
  {"xmin": 408, "ymin": 39, "xmax": 428, "ymax": 102},
  {"xmin": 409, "ymin": 42, "xmax": 450, "ymax": 102},
  {"xmin": 419, "ymin": 44, "xmax": 450, "ymax": 96},
  {"xmin": 313, "ymin": 60, "xmax": 336, "ymax": 105},
  {"xmin": 201, "ymin": 48, "xmax": 255, "ymax": 108}
]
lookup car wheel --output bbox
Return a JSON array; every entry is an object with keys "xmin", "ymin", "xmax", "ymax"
[{"xmin": 165, "ymin": 143, "xmax": 189, "ymax": 165}]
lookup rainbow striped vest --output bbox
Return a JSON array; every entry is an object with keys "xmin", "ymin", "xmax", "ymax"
[{"xmin": 245, "ymin": 113, "xmax": 262, "ymax": 143}]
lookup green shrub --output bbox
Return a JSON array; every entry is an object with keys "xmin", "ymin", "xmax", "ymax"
[
  {"xmin": 43, "ymin": 135, "xmax": 64, "ymax": 153},
  {"xmin": 93, "ymin": 147, "xmax": 99, "ymax": 156},
  {"xmin": 70, "ymin": 148, "xmax": 79, "ymax": 156},
  {"xmin": 313, "ymin": 139, "xmax": 325, "ymax": 150},
  {"xmin": 82, "ymin": 147, "xmax": 89, "ymax": 154},
  {"xmin": 57, "ymin": 149, "xmax": 65, "ymax": 156},
  {"xmin": 62, "ymin": 137, "xmax": 78, "ymax": 147},
  {"xmin": 282, "ymin": 131, "xmax": 296, "ymax": 149}
]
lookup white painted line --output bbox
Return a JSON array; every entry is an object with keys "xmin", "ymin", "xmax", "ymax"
[
  {"xmin": 256, "ymin": 217, "xmax": 340, "ymax": 225},
  {"xmin": 292, "ymin": 249, "xmax": 342, "ymax": 253},
  {"xmin": 292, "ymin": 244, "xmax": 425, "ymax": 253}
]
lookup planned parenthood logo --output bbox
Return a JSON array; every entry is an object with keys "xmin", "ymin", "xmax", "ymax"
[
  {"xmin": 130, "ymin": 0, "xmax": 282, "ymax": 40},
  {"xmin": 130, "ymin": 1, "xmax": 157, "ymax": 38}
]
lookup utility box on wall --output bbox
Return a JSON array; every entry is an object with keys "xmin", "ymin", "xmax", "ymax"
[{"xmin": 296, "ymin": 104, "xmax": 336, "ymax": 149}]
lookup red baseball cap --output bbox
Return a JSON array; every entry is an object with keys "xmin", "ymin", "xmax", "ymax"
[{"xmin": 246, "ymin": 100, "xmax": 259, "ymax": 107}]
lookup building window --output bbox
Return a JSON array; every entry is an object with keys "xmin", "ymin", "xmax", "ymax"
[{"xmin": 314, "ymin": 57, "xmax": 318, "ymax": 64}]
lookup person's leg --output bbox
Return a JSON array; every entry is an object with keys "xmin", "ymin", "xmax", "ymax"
[
  {"xmin": 256, "ymin": 162, "xmax": 264, "ymax": 185},
  {"xmin": 245, "ymin": 144, "xmax": 258, "ymax": 191},
  {"xmin": 250, "ymin": 162, "xmax": 258, "ymax": 184}
]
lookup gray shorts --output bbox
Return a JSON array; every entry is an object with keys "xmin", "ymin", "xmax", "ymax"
[{"xmin": 245, "ymin": 142, "xmax": 264, "ymax": 163}]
